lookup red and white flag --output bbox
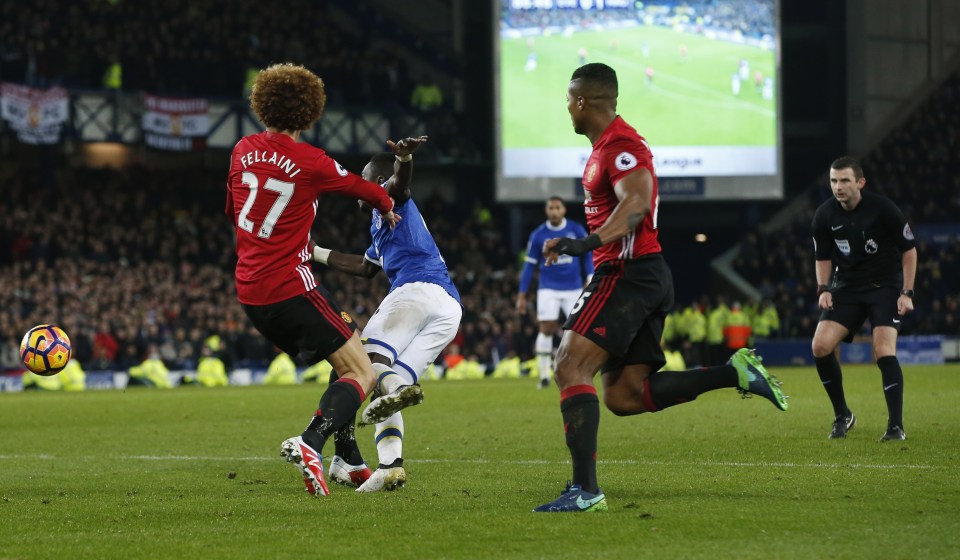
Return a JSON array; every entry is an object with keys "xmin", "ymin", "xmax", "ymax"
[
  {"xmin": 0, "ymin": 83, "xmax": 69, "ymax": 145},
  {"xmin": 142, "ymin": 94, "xmax": 209, "ymax": 151}
]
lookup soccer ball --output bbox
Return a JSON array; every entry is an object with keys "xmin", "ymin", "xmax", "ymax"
[{"xmin": 20, "ymin": 324, "xmax": 73, "ymax": 376}]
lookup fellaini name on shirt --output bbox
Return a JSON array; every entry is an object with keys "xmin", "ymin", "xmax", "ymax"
[{"xmin": 240, "ymin": 150, "xmax": 301, "ymax": 178}]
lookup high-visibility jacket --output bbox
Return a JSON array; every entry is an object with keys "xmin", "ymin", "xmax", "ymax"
[
  {"xmin": 302, "ymin": 360, "xmax": 333, "ymax": 384},
  {"xmin": 129, "ymin": 357, "xmax": 172, "ymax": 388},
  {"xmin": 197, "ymin": 356, "xmax": 229, "ymax": 387},
  {"xmin": 263, "ymin": 353, "xmax": 297, "ymax": 385}
]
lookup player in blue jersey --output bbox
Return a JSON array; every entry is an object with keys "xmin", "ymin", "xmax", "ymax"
[
  {"xmin": 517, "ymin": 197, "xmax": 594, "ymax": 388},
  {"xmin": 311, "ymin": 136, "xmax": 462, "ymax": 492}
]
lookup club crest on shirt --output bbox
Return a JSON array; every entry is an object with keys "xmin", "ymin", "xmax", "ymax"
[
  {"xmin": 585, "ymin": 163, "xmax": 598, "ymax": 184},
  {"xmin": 864, "ymin": 239, "xmax": 878, "ymax": 254},
  {"xmin": 341, "ymin": 311, "xmax": 353, "ymax": 323},
  {"xmin": 903, "ymin": 223, "xmax": 914, "ymax": 240},
  {"xmin": 615, "ymin": 152, "xmax": 638, "ymax": 171},
  {"xmin": 835, "ymin": 239, "xmax": 850, "ymax": 256},
  {"xmin": 334, "ymin": 160, "xmax": 349, "ymax": 177}
]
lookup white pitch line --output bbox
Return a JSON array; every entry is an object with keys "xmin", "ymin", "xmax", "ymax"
[{"xmin": 0, "ymin": 455, "xmax": 949, "ymax": 470}]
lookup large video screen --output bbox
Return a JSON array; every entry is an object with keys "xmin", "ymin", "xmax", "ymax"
[{"xmin": 496, "ymin": 0, "xmax": 782, "ymax": 201}]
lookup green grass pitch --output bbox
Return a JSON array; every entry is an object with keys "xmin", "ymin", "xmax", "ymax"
[
  {"xmin": 501, "ymin": 25, "xmax": 776, "ymax": 148},
  {"xmin": 2, "ymin": 364, "xmax": 959, "ymax": 559}
]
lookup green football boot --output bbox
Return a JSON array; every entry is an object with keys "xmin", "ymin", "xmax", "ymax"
[{"xmin": 728, "ymin": 348, "xmax": 788, "ymax": 411}]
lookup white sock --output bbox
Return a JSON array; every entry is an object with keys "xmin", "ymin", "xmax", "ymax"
[
  {"xmin": 375, "ymin": 412, "xmax": 404, "ymax": 466},
  {"xmin": 373, "ymin": 362, "xmax": 403, "ymax": 395},
  {"xmin": 537, "ymin": 354, "xmax": 552, "ymax": 382},
  {"xmin": 535, "ymin": 332, "xmax": 554, "ymax": 381}
]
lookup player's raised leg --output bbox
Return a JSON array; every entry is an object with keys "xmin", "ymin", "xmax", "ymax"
[{"xmin": 359, "ymin": 363, "xmax": 423, "ymax": 426}]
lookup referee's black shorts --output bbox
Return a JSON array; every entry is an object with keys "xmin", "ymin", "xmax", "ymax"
[
  {"xmin": 820, "ymin": 284, "xmax": 901, "ymax": 343},
  {"xmin": 563, "ymin": 254, "xmax": 674, "ymax": 372},
  {"xmin": 242, "ymin": 284, "xmax": 357, "ymax": 365}
]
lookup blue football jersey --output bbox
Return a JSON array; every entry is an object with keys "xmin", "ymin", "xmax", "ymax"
[
  {"xmin": 519, "ymin": 218, "xmax": 594, "ymax": 293},
  {"xmin": 365, "ymin": 196, "xmax": 461, "ymax": 304}
]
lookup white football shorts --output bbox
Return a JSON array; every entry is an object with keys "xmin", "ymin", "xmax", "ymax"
[
  {"xmin": 536, "ymin": 288, "xmax": 582, "ymax": 322},
  {"xmin": 362, "ymin": 282, "xmax": 462, "ymax": 383}
]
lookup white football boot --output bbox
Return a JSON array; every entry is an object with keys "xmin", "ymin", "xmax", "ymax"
[
  {"xmin": 355, "ymin": 466, "xmax": 406, "ymax": 493},
  {"xmin": 359, "ymin": 385, "xmax": 423, "ymax": 426},
  {"xmin": 328, "ymin": 456, "xmax": 372, "ymax": 488}
]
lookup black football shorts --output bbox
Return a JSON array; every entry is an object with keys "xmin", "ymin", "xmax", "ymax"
[
  {"xmin": 820, "ymin": 285, "xmax": 902, "ymax": 343},
  {"xmin": 563, "ymin": 254, "xmax": 674, "ymax": 372},
  {"xmin": 242, "ymin": 284, "xmax": 357, "ymax": 365}
]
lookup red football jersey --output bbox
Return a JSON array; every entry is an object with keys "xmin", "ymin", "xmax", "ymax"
[
  {"xmin": 226, "ymin": 131, "xmax": 393, "ymax": 305},
  {"xmin": 580, "ymin": 116, "xmax": 661, "ymax": 266}
]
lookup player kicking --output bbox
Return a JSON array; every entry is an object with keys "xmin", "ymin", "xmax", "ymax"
[
  {"xmin": 312, "ymin": 136, "xmax": 462, "ymax": 492},
  {"xmin": 517, "ymin": 197, "xmax": 593, "ymax": 389},
  {"xmin": 227, "ymin": 63, "xmax": 404, "ymax": 497},
  {"xmin": 533, "ymin": 63, "xmax": 788, "ymax": 513}
]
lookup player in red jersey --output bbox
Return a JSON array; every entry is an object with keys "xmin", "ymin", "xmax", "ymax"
[
  {"xmin": 533, "ymin": 63, "xmax": 789, "ymax": 513},
  {"xmin": 226, "ymin": 62, "xmax": 406, "ymax": 496}
]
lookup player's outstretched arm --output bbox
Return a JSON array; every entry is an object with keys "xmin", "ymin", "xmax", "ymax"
[
  {"xmin": 384, "ymin": 135, "xmax": 428, "ymax": 204},
  {"xmin": 309, "ymin": 239, "xmax": 380, "ymax": 278}
]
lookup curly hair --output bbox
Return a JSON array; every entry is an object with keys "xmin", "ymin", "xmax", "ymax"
[{"xmin": 249, "ymin": 63, "xmax": 326, "ymax": 132}]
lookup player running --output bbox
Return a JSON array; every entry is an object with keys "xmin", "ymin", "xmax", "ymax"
[{"xmin": 534, "ymin": 63, "xmax": 788, "ymax": 513}]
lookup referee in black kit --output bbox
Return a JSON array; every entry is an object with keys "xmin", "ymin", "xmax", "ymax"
[{"xmin": 810, "ymin": 156, "xmax": 917, "ymax": 442}]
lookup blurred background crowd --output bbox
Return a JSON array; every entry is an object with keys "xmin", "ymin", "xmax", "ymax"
[
  {"xmin": 0, "ymin": 164, "xmax": 532, "ymax": 374},
  {"xmin": 1, "ymin": 0, "xmax": 957, "ymax": 381},
  {"xmin": 0, "ymin": 0, "xmax": 409, "ymax": 104}
]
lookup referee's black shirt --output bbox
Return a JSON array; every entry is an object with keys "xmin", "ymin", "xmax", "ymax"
[{"xmin": 811, "ymin": 190, "xmax": 916, "ymax": 290}]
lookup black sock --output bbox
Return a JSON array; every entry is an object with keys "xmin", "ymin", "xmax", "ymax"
[
  {"xmin": 646, "ymin": 365, "xmax": 739, "ymax": 410},
  {"xmin": 379, "ymin": 458, "xmax": 404, "ymax": 469},
  {"xmin": 877, "ymin": 356, "xmax": 904, "ymax": 428},
  {"xmin": 324, "ymin": 371, "xmax": 364, "ymax": 464},
  {"xmin": 560, "ymin": 386, "xmax": 600, "ymax": 494},
  {"xmin": 301, "ymin": 379, "xmax": 365, "ymax": 454},
  {"xmin": 333, "ymin": 421, "xmax": 364, "ymax": 465},
  {"xmin": 815, "ymin": 354, "xmax": 849, "ymax": 417}
]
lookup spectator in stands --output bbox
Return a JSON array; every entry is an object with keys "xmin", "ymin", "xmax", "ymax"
[
  {"xmin": 723, "ymin": 301, "xmax": 751, "ymax": 351},
  {"xmin": 410, "ymin": 75, "xmax": 443, "ymax": 112},
  {"xmin": 0, "ymin": 334, "xmax": 20, "ymax": 372}
]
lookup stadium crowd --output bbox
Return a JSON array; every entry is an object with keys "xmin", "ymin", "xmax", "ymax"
[
  {"xmin": 1, "ymin": 2, "xmax": 956, "ymax": 378},
  {"xmin": 0, "ymin": 0, "xmax": 412, "ymax": 105},
  {"xmin": 4, "ymin": 64, "xmax": 958, "ymax": 378},
  {"xmin": 0, "ymin": 164, "xmax": 537, "ymax": 375}
]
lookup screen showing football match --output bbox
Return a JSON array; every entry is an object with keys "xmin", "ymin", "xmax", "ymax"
[{"xmin": 497, "ymin": 0, "xmax": 781, "ymax": 201}]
